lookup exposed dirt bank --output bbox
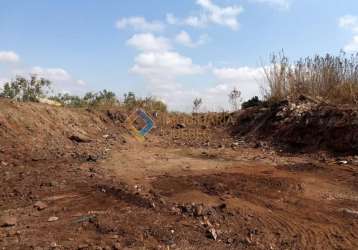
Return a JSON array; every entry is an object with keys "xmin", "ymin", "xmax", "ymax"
[{"xmin": 0, "ymin": 100, "xmax": 357, "ymax": 249}]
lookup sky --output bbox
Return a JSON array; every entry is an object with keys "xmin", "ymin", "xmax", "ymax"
[{"xmin": 0, "ymin": 0, "xmax": 357, "ymax": 111}]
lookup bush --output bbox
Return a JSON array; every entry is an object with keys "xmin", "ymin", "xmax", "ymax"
[
  {"xmin": 50, "ymin": 90, "xmax": 118, "ymax": 107},
  {"xmin": 242, "ymin": 96, "xmax": 263, "ymax": 109},
  {"xmin": 263, "ymin": 52, "xmax": 358, "ymax": 105},
  {"xmin": 0, "ymin": 76, "xmax": 51, "ymax": 102},
  {"xmin": 123, "ymin": 92, "xmax": 167, "ymax": 113}
]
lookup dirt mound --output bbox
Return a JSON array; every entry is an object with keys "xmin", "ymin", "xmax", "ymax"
[
  {"xmin": 0, "ymin": 98, "xmax": 127, "ymax": 162},
  {"xmin": 232, "ymin": 99, "xmax": 358, "ymax": 154}
]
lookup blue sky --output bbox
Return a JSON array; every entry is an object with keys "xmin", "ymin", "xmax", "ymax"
[{"xmin": 0, "ymin": 0, "xmax": 357, "ymax": 111}]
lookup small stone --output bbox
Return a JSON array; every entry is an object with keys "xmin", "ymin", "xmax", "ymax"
[
  {"xmin": 113, "ymin": 243, "xmax": 121, "ymax": 250},
  {"xmin": 50, "ymin": 242, "xmax": 58, "ymax": 248},
  {"xmin": 194, "ymin": 204, "xmax": 204, "ymax": 217},
  {"xmin": 48, "ymin": 216, "xmax": 59, "ymax": 222},
  {"xmin": 50, "ymin": 181, "xmax": 59, "ymax": 187},
  {"xmin": 227, "ymin": 238, "xmax": 234, "ymax": 244},
  {"xmin": 0, "ymin": 216, "xmax": 17, "ymax": 227},
  {"xmin": 34, "ymin": 201, "xmax": 48, "ymax": 210}
]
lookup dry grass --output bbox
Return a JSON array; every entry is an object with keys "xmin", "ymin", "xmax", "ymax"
[{"xmin": 263, "ymin": 52, "xmax": 358, "ymax": 105}]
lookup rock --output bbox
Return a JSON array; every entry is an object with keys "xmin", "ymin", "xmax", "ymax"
[
  {"xmin": 207, "ymin": 228, "xmax": 218, "ymax": 240},
  {"xmin": 34, "ymin": 201, "xmax": 48, "ymax": 210},
  {"xmin": 175, "ymin": 123, "xmax": 186, "ymax": 129},
  {"xmin": 113, "ymin": 243, "xmax": 121, "ymax": 250},
  {"xmin": 0, "ymin": 215, "xmax": 17, "ymax": 227},
  {"xmin": 227, "ymin": 238, "xmax": 234, "ymax": 244},
  {"xmin": 77, "ymin": 244, "xmax": 89, "ymax": 249},
  {"xmin": 50, "ymin": 181, "xmax": 59, "ymax": 187},
  {"xmin": 69, "ymin": 134, "xmax": 91, "ymax": 143},
  {"xmin": 87, "ymin": 154, "xmax": 98, "ymax": 162},
  {"xmin": 50, "ymin": 242, "xmax": 58, "ymax": 248},
  {"xmin": 194, "ymin": 204, "xmax": 204, "ymax": 217},
  {"xmin": 102, "ymin": 134, "xmax": 110, "ymax": 139},
  {"xmin": 48, "ymin": 216, "xmax": 59, "ymax": 222}
]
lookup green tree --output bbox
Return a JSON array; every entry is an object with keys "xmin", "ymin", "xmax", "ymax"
[{"xmin": 0, "ymin": 75, "xmax": 51, "ymax": 102}]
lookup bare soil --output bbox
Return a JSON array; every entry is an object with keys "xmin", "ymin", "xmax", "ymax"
[{"xmin": 0, "ymin": 99, "xmax": 357, "ymax": 249}]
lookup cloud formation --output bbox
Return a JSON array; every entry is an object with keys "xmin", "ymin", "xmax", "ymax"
[
  {"xmin": 116, "ymin": 17, "xmax": 165, "ymax": 32},
  {"xmin": 127, "ymin": 33, "xmax": 171, "ymax": 51},
  {"xmin": 0, "ymin": 51, "xmax": 20, "ymax": 63},
  {"xmin": 167, "ymin": 0, "xmax": 243, "ymax": 30},
  {"xmin": 339, "ymin": 15, "xmax": 358, "ymax": 52},
  {"xmin": 339, "ymin": 15, "xmax": 358, "ymax": 32},
  {"xmin": 250, "ymin": 0, "xmax": 291, "ymax": 9},
  {"xmin": 175, "ymin": 31, "xmax": 208, "ymax": 48}
]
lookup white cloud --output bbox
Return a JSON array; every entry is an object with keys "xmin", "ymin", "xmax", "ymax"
[
  {"xmin": 127, "ymin": 33, "xmax": 171, "ymax": 52},
  {"xmin": 166, "ymin": 0, "xmax": 243, "ymax": 30},
  {"xmin": 175, "ymin": 31, "xmax": 208, "ymax": 48},
  {"xmin": 116, "ymin": 17, "xmax": 164, "ymax": 32},
  {"xmin": 0, "ymin": 51, "xmax": 20, "ymax": 63},
  {"xmin": 339, "ymin": 15, "xmax": 358, "ymax": 32},
  {"xmin": 213, "ymin": 67, "xmax": 264, "ymax": 82},
  {"xmin": 0, "ymin": 78, "xmax": 9, "ymax": 89},
  {"xmin": 166, "ymin": 13, "xmax": 178, "ymax": 25},
  {"xmin": 344, "ymin": 35, "xmax": 358, "ymax": 53},
  {"xmin": 31, "ymin": 67, "xmax": 71, "ymax": 81},
  {"xmin": 205, "ymin": 66, "xmax": 265, "ymax": 109},
  {"xmin": 339, "ymin": 15, "xmax": 358, "ymax": 52},
  {"xmin": 76, "ymin": 79, "xmax": 86, "ymax": 86},
  {"xmin": 250, "ymin": 0, "xmax": 290, "ymax": 9},
  {"xmin": 131, "ymin": 51, "xmax": 203, "ymax": 80}
]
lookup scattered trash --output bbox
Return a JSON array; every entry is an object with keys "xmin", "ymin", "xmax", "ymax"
[
  {"xmin": 337, "ymin": 160, "xmax": 348, "ymax": 165},
  {"xmin": 340, "ymin": 208, "xmax": 358, "ymax": 218},
  {"xmin": 207, "ymin": 228, "xmax": 218, "ymax": 240},
  {"xmin": 175, "ymin": 123, "xmax": 186, "ymax": 129}
]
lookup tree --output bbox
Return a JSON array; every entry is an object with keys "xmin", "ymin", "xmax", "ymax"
[
  {"xmin": 228, "ymin": 87, "xmax": 242, "ymax": 111},
  {"xmin": 0, "ymin": 75, "xmax": 51, "ymax": 102},
  {"xmin": 242, "ymin": 96, "xmax": 263, "ymax": 109},
  {"xmin": 123, "ymin": 91, "xmax": 137, "ymax": 109},
  {"xmin": 49, "ymin": 90, "xmax": 118, "ymax": 107},
  {"xmin": 193, "ymin": 97, "xmax": 202, "ymax": 113}
]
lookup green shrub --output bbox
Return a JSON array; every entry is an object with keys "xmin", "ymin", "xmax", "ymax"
[
  {"xmin": 242, "ymin": 96, "xmax": 263, "ymax": 109},
  {"xmin": 0, "ymin": 76, "xmax": 51, "ymax": 102}
]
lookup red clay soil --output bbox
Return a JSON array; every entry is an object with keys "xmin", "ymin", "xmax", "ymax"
[{"xmin": 0, "ymin": 99, "xmax": 358, "ymax": 249}]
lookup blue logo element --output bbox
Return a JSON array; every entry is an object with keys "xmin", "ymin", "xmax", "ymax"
[{"xmin": 125, "ymin": 109, "xmax": 154, "ymax": 141}]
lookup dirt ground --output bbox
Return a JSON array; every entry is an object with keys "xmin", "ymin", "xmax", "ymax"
[{"xmin": 0, "ymin": 100, "xmax": 358, "ymax": 249}]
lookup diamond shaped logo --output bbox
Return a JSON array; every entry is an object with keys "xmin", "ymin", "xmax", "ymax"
[{"xmin": 125, "ymin": 109, "xmax": 154, "ymax": 141}]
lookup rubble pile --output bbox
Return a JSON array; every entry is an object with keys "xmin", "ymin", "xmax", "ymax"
[{"xmin": 233, "ymin": 97, "xmax": 358, "ymax": 154}]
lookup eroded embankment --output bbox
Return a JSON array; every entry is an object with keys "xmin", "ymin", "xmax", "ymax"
[{"xmin": 232, "ymin": 99, "xmax": 358, "ymax": 154}]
